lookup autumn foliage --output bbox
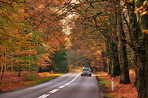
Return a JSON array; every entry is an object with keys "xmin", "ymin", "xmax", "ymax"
[{"xmin": 0, "ymin": 0, "xmax": 68, "ymax": 81}]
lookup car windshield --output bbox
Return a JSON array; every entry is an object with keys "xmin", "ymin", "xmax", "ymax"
[{"xmin": 82, "ymin": 69, "xmax": 90, "ymax": 71}]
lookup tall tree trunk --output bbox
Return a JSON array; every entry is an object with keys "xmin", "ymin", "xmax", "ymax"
[
  {"xmin": 134, "ymin": 0, "xmax": 148, "ymax": 97},
  {"xmin": 110, "ymin": 41, "xmax": 120, "ymax": 77},
  {"xmin": 126, "ymin": 0, "xmax": 140, "ymax": 87},
  {"xmin": 133, "ymin": 0, "xmax": 148, "ymax": 97},
  {"xmin": 106, "ymin": 41, "xmax": 111, "ymax": 74},
  {"xmin": 107, "ymin": 58, "xmax": 111, "ymax": 75},
  {"xmin": 144, "ymin": 32, "xmax": 148, "ymax": 97},
  {"xmin": 117, "ymin": 0, "xmax": 130, "ymax": 84},
  {"xmin": 102, "ymin": 51, "xmax": 107, "ymax": 72}
]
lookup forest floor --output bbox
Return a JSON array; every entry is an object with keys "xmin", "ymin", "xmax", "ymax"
[
  {"xmin": 0, "ymin": 71, "xmax": 62, "ymax": 92},
  {"xmin": 96, "ymin": 69, "xmax": 138, "ymax": 98}
]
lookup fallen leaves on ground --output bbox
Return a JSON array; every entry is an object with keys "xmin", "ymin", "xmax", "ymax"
[
  {"xmin": 97, "ymin": 69, "xmax": 138, "ymax": 98},
  {"xmin": 0, "ymin": 71, "xmax": 61, "ymax": 92}
]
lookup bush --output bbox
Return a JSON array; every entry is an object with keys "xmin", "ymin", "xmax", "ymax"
[{"xmin": 24, "ymin": 74, "xmax": 38, "ymax": 81}]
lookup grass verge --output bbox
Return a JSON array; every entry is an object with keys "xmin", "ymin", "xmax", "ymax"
[
  {"xmin": 25, "ymin": 74, "xmax": 62, "ymax": 87},
  {"xmin": 97, "ymin": 74, "xmax": 115, "ymax": 98},
  {"xmin": 0, "ymin": 72, "xmax": 63, "ymax": 92}
]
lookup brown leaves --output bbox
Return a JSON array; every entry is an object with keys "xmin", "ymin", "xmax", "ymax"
[{"xmin": 97, "ymin": 69, "xmax": 138, "ymax": 98}]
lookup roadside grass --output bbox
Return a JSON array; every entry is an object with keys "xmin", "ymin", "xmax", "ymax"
[
  {"xmin": 99, "ymin": 81, "xmax": 110, "ymax": 87},
  {"xmin": 97, "ymin": 74, "xmax": 115, "ymax": 98},
  {"xmin": 0, "ymin": 72, "xmax": 63, "ymax": 92},
  {"xmin": 25, "ymin": 74, "xmax": 62, "ymax": 86}
]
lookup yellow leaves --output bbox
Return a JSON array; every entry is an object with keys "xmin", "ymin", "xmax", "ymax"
[
  {"xmin": 0, "ymin": 0, "xmax": 68, "ymax": 71},
  {"xmin": 17, "ymin": 49, "xmax": 37, "ymax": 56},
  {"xmin": 104, "ymin": 16, "xmax": 109, "ymax": 18},
  {"xmin": 144, "ymin": 30, "xmax": 148, "ymax": 34},
  {"xmin": 97, "ymin": 50, "xmax": 102, "ymax": 54},
  {"xmin": 135, "ymin": 1, "xmax": 148, "ymax": 16},
  {"xmin": 96, "ymin": 17, "xmax": 100, "ymax": 21},
  {"xmin": 26, "ymin": 33, "xmax": 33, "ymax": 38},
  {"xmin": 38, "ymin": 72, "xmax": 51, "ymax": 77}
]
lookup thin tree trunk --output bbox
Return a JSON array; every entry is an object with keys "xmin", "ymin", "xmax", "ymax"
[
  {"xmin": 11, "ymin": 64, "xmax": 13, "ymax": 71},
  {"xmin": 1, "ymin": 65, "xmax": 3, "ymax": 73},
  {"xmin": 1, "ymin": 52, "xmax": 7, "ymax": 81},
  {"xmin": 18, "ymin": 69, "xmax": 21, "ymax": 77},
  {"xmin": 1, "ymin": 65, "xmax": 4, "ymax": 81},
  {"xmin": 4, "ymin": 64, "xmax": 6, "ymax": 72}
]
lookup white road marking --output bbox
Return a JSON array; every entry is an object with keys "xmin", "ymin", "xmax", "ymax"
[
  {"xmin": 58, "ymin": 85, "xmax": 65, "ymax": 89},
  {"xmin": 38, "ymin": 94, "xmax": 49, "ymax": 98},
  {"xmin": 49, "ymin": 89, "xmax": 59, "ymax": 93},
  {"xmin": 64, "ymin": 82, "xmax": 70, "ymax": 86},
  {"xmin": 38, "ymin": 73, "xmax": 80, "ymax": 98}
]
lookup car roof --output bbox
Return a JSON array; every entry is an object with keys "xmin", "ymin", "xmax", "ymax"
[{"xmin": 82, "ymin": 67, "xmax": 90, "ymax": 69}]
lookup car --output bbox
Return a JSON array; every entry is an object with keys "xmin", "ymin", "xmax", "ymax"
[{"xmin": 81, "ymin": 67, "xmax": 91, "ymax": 77}]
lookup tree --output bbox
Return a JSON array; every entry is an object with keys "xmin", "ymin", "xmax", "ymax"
[
  {"xmin": 116, "ymin": 0, "xmax": 130, "ymax": 83},
  {"xmin": 122, "ymin": 0, "xmax": 148, "ymax": 96},
  {"xmin": 66, "ymin": 0, "xmax": 121, "ymax": 76},
  {"xmin": 50, "ymin": 48, "xmax": 68, "ymax": 72},
  {"xmin": 0, "ymin": 0, "xmax": 68, "ymax": 79},
  {"xmin": 134, "ymin": 0, "xmax": 148, "ymax": 97}
]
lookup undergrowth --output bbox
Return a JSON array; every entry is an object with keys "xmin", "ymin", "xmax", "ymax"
[
  {"xmin": 97, "ymin": 75, "xmax": 114, "ymax": 98},
  {"xmin": 25, "ymin": 74, "xmax": 61, "ymax": 86}
]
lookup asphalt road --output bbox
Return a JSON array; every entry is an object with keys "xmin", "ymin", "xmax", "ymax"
[{"xmin": 0, "ymin": 73, "xmax": 103, "ymax": 98}]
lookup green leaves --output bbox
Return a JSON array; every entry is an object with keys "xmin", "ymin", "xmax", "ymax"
[
  {"xmin": 0, "ymin": 0, "xmax": 67, "ymax": 73},
  {"xmin": 50, "ymin": 49, "xmax": 68, "ymax": 72}
]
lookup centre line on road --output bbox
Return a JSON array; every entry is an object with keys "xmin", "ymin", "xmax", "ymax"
[
  {"xmin": 38, "ymin": 94, "xmax": 49, "ymax": 98},
  {"xmin": 49, "ymin": 89, "xmax": 59, "ymax": 93},
  {"xmin": 38, "ymin": 73, "xmax": 80, "ymax": 98}
]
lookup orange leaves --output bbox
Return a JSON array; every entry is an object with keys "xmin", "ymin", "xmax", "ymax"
[
  {"xmin": 17, "ymin": 49, "xmax": 37, "ymax": 56},
  {"xmin": 58, "ymin": 0, "xmax": 64, "ymax": 3},
  {"xmin": 0, "ymin": 0, "xmax": 67, "ymax": 72},
  {"xmin": 38, "ymin": 72, "xmax": 51, "ymax": 77},
  {"xmin": 135, "ymin": 1, "xmax": 148, "ymax": 16},
  {"xmin": 146, "ymin": 30, "xmax": 148, "ymax": 34}
]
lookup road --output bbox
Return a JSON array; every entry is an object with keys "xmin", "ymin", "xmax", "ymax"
[{"xmin": 0, "ymin": 73, "xmax": 103, "ymax": 98}]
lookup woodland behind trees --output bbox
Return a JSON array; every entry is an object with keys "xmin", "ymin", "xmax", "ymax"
[
  {"xmin": 0, "ymin": 0, "xmax": 148, "ymax": 97},
  {"xmin": 65, "ymin": 0, "xmax": 148, "ymax": 97},
  {"xmin": 0, "ymin": 0, "xmax": 68, "ymax": 79}
]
